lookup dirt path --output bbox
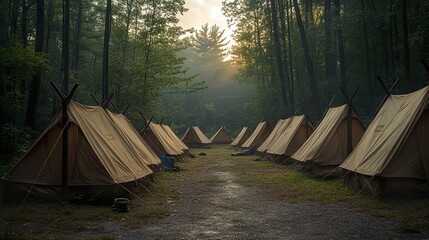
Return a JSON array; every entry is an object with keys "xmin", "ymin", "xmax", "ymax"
[{"xmin": 78, "ymin": 147, "xmax": 426, "ymax": 239}]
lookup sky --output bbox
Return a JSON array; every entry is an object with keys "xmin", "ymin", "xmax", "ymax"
[{"xmin": 178, "ymin": 0, "xmax": 235, "ymax": 48}]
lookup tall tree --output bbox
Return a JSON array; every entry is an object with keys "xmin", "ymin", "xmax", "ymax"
[
  {"xmin": 72, "ymin": 0, "xmax": 83, "ymax": 72},
  {"xmin": 278, "ymin": 0, "xmax": 294, "ymax": 112},
  {"xmin": 62, "ymin": 0, "xmax": 70, "ymax": 93},
  {"xmin": 360, "ymin": 0, "xmax": 375, "ymax": 115},
  {"xmin": 324, "ymin": 0, "xmax": 336, "ymax": 97},
  {"xmin": 292, "ymin": 0, "xmax": 321, "ymax": 117},
  {"xmin": 270, "ymin": 0, "xmax": 289, "ymax": 114},
  {"xmin": 286, "ymin": 0, "xmax": 294, "ymax": 109},
  {"xmin": 333, "ymin": 0, "xmax": 347, "ymax": 96},
  {"xmin": 402, "ymin": 0, "xmax": 411, "ymax": 90},
  {"xmin": 10, "ymin": 0, "xmax": 19, "ymax": 39},
  {"xmin": 24, "ymin": 0, "xmax": 45, "ymax": 128},
  {"xmin": 102, "ymin": 0, "xmax": 112, "ymax": 102},
  {"xmin": 0, "ymin": 0, "xmax": 8, "ymax": 124}
]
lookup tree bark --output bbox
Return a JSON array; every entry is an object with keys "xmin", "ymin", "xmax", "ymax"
[
  {"xmin": 270, "ymin": 0, "xmax": 289, "ymax": 114},
  {"xmin": 286, "ymin": 0, "xmax": 294, "ymax": 111},
  {"xmin": 0, "ymin": 0, "xmax": 9, "ymax": 124},
  {"xmin": 360, "ymin": 0, "xmax": 375, "ymax": 115},
  {"xmin": 402, "ymin": 0, "xmax": 411, "ymax": 90},
  {"xmin": 10, "ymin": 0, "xmax": 19, "ymax": 39},
  {"xmin": 292, "ymin": 0, "xmax": 321, "ymax": 117},
  {"xmin": 21, "ymin": 0, "xmax": 28, "ymax": 47},
  {"xmin": 20, "ymin": 0, "xmax": 28, "ymax": 95},
  {"xmin": 25, "ymin": 0, "xmax": 44, "ymax": 129},
  {"xmin": 102, "ymin": 0, "xmax": 112, "ymax": 102},
  {"xmin": 62, "ymin": 0, "xmax": 70, "ymax": 93},
  {"xmin": 333, "ymin": 0, "xmax": 347, "ymax": 99},
  {"xmin": 324, "ymin": 0, "xmax": 336, "ymax": 98},
  {"xmin": 72, "ymin": 0, "xmax": 83, "ymax": 72},
  {"xmin": 278, "ymin": 0, "xmax": 293, "ymax": 112}
]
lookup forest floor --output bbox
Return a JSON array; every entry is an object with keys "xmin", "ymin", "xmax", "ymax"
[{"xmin": 1, "ymin": 145, "xmax": 429, "ymax": 239}]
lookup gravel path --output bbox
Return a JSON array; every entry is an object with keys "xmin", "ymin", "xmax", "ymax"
[{"xmin": 85, "ymin": 151, "xmax": 427, "ymax": 240}]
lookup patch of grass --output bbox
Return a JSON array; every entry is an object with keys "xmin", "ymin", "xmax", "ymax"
[
  {"xmin": 224, "ymin": 149, "xmax": 429, "ymax": 232},
  {"xmin": 141, "ymin": 205, "xmax": 169, "ymax": 219},
  {"xmin": 1, "ymin": 146, "xmax": 429, "ymax": 237}
]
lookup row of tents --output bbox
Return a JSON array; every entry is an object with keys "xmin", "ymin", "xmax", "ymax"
[
  {"xmin": 1, "ymin": 92, "xmax": 240, "ymax": 203},
  {"xmin": 231, "ymin": 86, "xmax": 429, "ymax": 196}
]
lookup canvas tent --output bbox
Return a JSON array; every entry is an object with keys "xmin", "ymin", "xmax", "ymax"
[
  {"xmin": 241, "ymin": 121, "xmax": 273, "ymax": 149},
  {"xmin": 140, "ymin": 122, "xmax": 183, "ymax": 156},
  {"xmin": 231, "ymin": 127, "xmax": 252, "ymax": 147},
  {"xmin": 291, "ymin": 104, "xmax": 366, "ymax": 177},
  {"xmin": 340, "ymin": 86, "xmax": 429, "ymax": 195},
  {"xmin": 210, "ymin": 126, "xmax": 233, "ymax": 144},
  {"xmin": 267, "ymin": 115, "xmax": 314, "ymax": 157},
  {"xmin": 2, "ymin": 101, "xmax": 154, "ymax": 202},
  {"xmin": 161, "ymin": 124, "xmax": 189, "ymax": 151},
  {"xmin": 258, "ymin": 119, "xmax": 292, "ymax": 152},
  {"xmin": 182, "ymin": 126, "xmax": 211, "ymax": 147},
  {"xmin": 106, "ymin": 110, "xmax": 161, "ymax": 167}
]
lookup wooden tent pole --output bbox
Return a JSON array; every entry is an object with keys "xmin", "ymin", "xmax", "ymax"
[
  {"xmin": 50, "ymin": 81, "xmax": 78, "ymax": 202},
  {"xmin": 340, "ymin": 86, "xmax": 359, "ymax": 155},
  {"xmin": 373, "ymin": 77, "xmax": 400, "ymax": 118},
  {"xmin": 90, "ymin": 93, "xmax": 101, "ymax": 105},
  {"xmin": 122, "ymin": 103, "xmax": 131, "ymax": 115},
  {"xmin": 101, "ymin": 93, "xmax": 114, "ymax": 109}
]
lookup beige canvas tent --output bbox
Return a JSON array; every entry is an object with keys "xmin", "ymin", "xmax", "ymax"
[
  {"xmin": 231, "ymin": 127, "xmax": 253, "ymax": 147},
  {"xmin": 340, "ymin": 86, "xmax": 429, "ymax": 195},
  {"xmin": 267, "ymin": 115, "xmax": 314, "ymax": 157},
  {"xmin": 291, "ymin": 104, "xmax": 365, "ymax": 177},
  {"xmin": 2, "ymin": 101, "xmax": 154, "ymax": 202},
  {"xmin": 241, "ymin": 121, "xmax": 273, "ymax": 149},
  {"xmin": 210, "ymin": 126, "xmax": 233, "ymax": 144},
  {"xmin": 105, "ymin": 110, "xmax": 161, "ymax": 167},
  {"xmin": 182, "ymin": 126, "xmax": 211, "ymax": 147},
  {"xmin": 161, "ymin": 124, "xmax": 189, "ymax": 151},
  {"xmin": 140, "ymin": 122, "xmax": 184, "ymax": 156},
  {"xmin": 258, "ymin": 119, "xmax": 292, "ymax": 152}
]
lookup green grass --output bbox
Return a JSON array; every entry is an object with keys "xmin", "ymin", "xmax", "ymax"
[
  {"xmin": 224, "ymin": 150, "xmax": 429, "ymax": 233},
  {"xmin": 1, "ymin": 145, "xmax": 428, "ymax": 236},
  {"xmin": 0, "ymin": 164, "xmax": 186, "ymax": 239}
]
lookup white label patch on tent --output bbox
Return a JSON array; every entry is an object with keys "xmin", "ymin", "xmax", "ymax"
[{"xmin": 105, "ymin": 133, "xmax": 114, "ymax": 140}]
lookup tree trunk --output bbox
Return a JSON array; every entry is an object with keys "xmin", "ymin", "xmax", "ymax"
[
  {"xmin": 265, "ymin": 0, "xmax": 276, "ymax": 87},
  {"xmin": 333, "ymin": 0, "xmax": 347, "ymax": 99},
  {"xmin": 20, "ymin": 0, "xmax": 28, "ymax": 95},
  {"xmin": 292, "ymin": 0, "xmax": 321, "ymax": 117},
  {"xmin": 270, "ymin": 0, "xmax": 289, "ymax": 114},
  {"xmin": 62, "ymin": 0, "xmax": 70, "ymax": 93},
  {"xmin": 21, "ymin": 0, "xmax": 28, "ymax": 47},
  {"xmin": 360, "ymin": 0, "xmax": 375, "ymax": 115},
  {"xmin": 286, "ymin": 0, "xmax": 294, "ymax": 111},
  {"xmin": 25, "ymin": 0, "xmax": 44, "ymax": 129},
  {"xmin": 278, "ymin": 0, "xmax": 294, "ymax": 113},
  {"xmin": 102, "ymin": 0, "xmax": 112, "ymax": 102},
  {"xmin": 324, "ymin": 0, "xmax": 336, "ymax": 98},
  {"xmin": 402, "ymin": 0, "xmax": 411, "ymax": 91},
  {"xmin": 72, "ymin": 0, "xmax": 82, "ymax": 72},
  {"xmin": 0, "ymin": 0, "xmax": 9, "ymax": 124},
  {"xmin": 45, "ymin": 0, "xmax": 54, "ymax": 53},
  {"xmin": 389, "ymin": 0, "xmax": 396, "ymax": 78},
  {"xmin": 10, "ymin": 0, "xmax": 19, "ymax": 39}
]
